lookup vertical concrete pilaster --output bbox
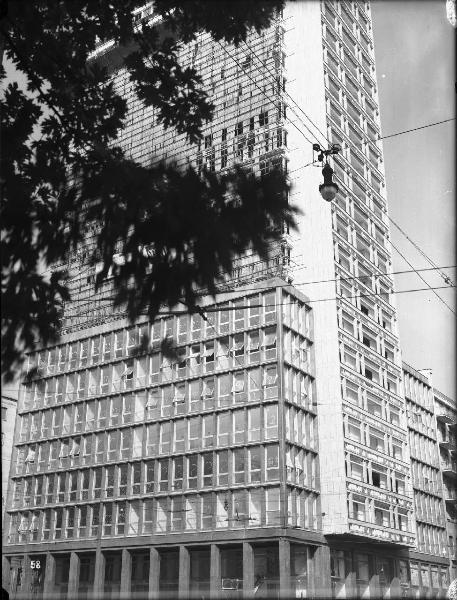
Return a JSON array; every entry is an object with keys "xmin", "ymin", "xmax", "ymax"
[
  {"xmin": 2, "ymin": 556, "xmax": 11, "ymax": 594},
  {"xmin": 18, "ymin": 554, "xmax": 31, "ymax": 600},
  {"xmin": 68, "ymin": 551, "xmax": 80, "ymax": 599},
  {"xmin": 178, "ymin": 546, "xmax": 190, "ymax": 599},
  {"xmin": 43, "ymin": 552, "xmax": 56, "ymax": 598},
  {"xmin": 148, "ymin": 548, "xmax": 160, "ymax": 600},
  {"xmin": 390, "ymin": 574, "xmax": 402, "ymax": 599},
  {"xmin": 369, "ymin": 573, "xmax": 381, "ymax": 600},
  {"xmin": 210, "ymin": 544, "xmax": 221, "ymax": 599},
  {"xmin": 310, "ymin": 545, "xmax": 331, "ymax": 599},
  {"xmin": 120, "ymin": 548, "xmax": 132, "ymax": 598},
  {"xmin": 279, "ymin": 538, "xmax": 291, "ymax": 598},
  {"xmin": 243, "ymin": 541, "xmax": 255, "ymax": 598},
  {"xmin": 93, "ymin": 548, "xmax": 105, "ymax": 599}
]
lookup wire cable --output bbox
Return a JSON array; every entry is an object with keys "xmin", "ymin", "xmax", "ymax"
[
  {"xmin": 388, "ymin": 216, "xmax": 455, "ymax": 287},
  {"xmin": 379, "ymin": 118, "xmax": 455, "ymax": 142},
  {"xmin": 390, "ymin": 243, "xmax": 456, "ymax": 316},
  {"xmin": 215, "ymin": 40, "xmax": 315, "ymax": 148},
  {"xmin": 61, "ymin": 265, "xmax": 457, "ymax": 320},
  {"xmin": 240, "ymin": 37, "xmax": 329, "ymax": 147}
]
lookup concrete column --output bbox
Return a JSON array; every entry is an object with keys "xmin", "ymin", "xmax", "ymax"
[
  {"xmin": 120, "ymin": 548, "xmax": 132, "ymax": 598},
  {"xmin": 310, "ymin": 545, "xmax": 331, "ymax": 599},
  {"xmin": 369, "ymin": 573, "xmax": 381, "ymax": 600},
  {"xmin": 2, "ymin": 556, "xmax": 11, "ymax": 594},
  {"xmin": 243, "ymin": 542, "xmax": 255, "ymax": 598},
  {"xmin": 345, "ymin": 570, "xmax": 357, "ymax": 599},
  {"xmin": 210, "ymin": 544, "xmax": 221, "ymax": 599},
  {"xmin": 43, "ymin": 552, "xmax": 56, "ymax": 597},
  {"xmin": 93, "ymin": 548, "xmax": 105, "ymax": 600},
  {"xmin": 178, "ymin": 546, "xmax": 190, "ymax": 599},
  {"xmin": 18, "ymin": 554, "xmax": 32, "ymax": 600},
  {"xmin": 148, "ymin": 547, "xmax": 160, "ymax": 600},
  {"xmin": 68, "ymin": 552, "xmax": 80, "ymax": 599},
  {"xmin": 390, "ymin": 574, "xmax": 401, "ymax": 599},
  {"xmin": 279, "ymin": 539, "xmax": 291, "ymax": 598}
]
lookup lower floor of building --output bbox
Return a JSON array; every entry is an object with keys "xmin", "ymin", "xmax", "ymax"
[{"xmin": 2, "ymin": 534, "xmax": 452, "ymax": 599}]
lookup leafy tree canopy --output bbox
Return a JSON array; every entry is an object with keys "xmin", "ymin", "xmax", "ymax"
[{"xmin": 1, "ymin": 0, "xmax": 296, "ymax": 382}]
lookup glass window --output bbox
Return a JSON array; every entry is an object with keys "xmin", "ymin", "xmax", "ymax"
[
  {"xmin": 188, "ymin": 417, "xmax": 200, "ymax": 450},
  {"xmin": 159, "ymin": 459, "xmax": 169, "ymax": 492},
  {"xmin": 265, "ymin": 404, "xmax": 278, "ymax": 439},
  {"xmin": 217, "ymin": 450, "xmax": 229, "ymax": 486},
  {"xmin": 233, "ymin": 448, "xmax": 245, "ymax": 484},
  {"xmin": 266, "ymin": 488, "xmax": 280, "ymax": 525},
  {"xmin": 346, "ymin": 417, "xmax": 361, "ymax": 442},
  {"xmin": 203, "ymin": 453, "xmax": 213, "ymax": 487},
  {"xmin": 266, "ymin": 444, "xmax": 279, "ymax": 481},
  {"xmin": 249, "ymin": 447, "xmax": 261, "ymax": 483},
  {"xmin": 233, "ymin": 410, "xmax": 245, "ymax": 444},
  {"xmin": 248, "ymin": 407, "xmax": 261, "ymax": 442},
  {"xmin": 173, "ymin": 457, "xmax": 183, "ymax": 491},
  {"xmin": 218, "ymin": 412, "xmax": 231, "ymax": 446},
  {"xmin": 187, "ymin": 455, "xmax": 198, "ymax": 489},
  {"xmin": 203, "ymin": 414, "xmax": 214, "ymax": 448}
]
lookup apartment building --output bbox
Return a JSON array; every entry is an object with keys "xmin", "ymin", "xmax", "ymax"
[
  {"xmin": 2, "ymin": 395, "xmax": 18, "ymax": 523},
  {"xmin": 434, "ymin": 388, "xmax": 457, "ymax": 581},
  {"xmin": 2, "ymin": 1, "xmax": 452, "ymax": 598},
  {"xmin": 402, "ymin": 364, "xmax": 451, "ymax": 596}
]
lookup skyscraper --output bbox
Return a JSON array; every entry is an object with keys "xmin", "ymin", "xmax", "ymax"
[{"xmin": 2, "ymin": 2, "xmax": 452, "ymax": 598}]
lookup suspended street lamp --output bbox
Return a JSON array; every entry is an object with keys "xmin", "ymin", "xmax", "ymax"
[
  {"xmin": 319, "ymin": 161, "xmax": 339, "ymax": 202},
  {"xmin": 313, "ymin": 143, "xmax": 341, "ymax": 202}
]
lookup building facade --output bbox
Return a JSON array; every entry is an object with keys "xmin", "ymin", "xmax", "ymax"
[
  {"xmin": 2, "ymin": 394, "xmax": 18, "ymax": 523},
  {"xmin": 2, "ymin": 1, "xmax": 453, "ymax": 598},
  {"xmin": 402, "ymin": 364, "xmax": 452, "ymax": 595},
  {"xmin": 434, "ymin": 388, "xmax": 457, "ymax": 581}
]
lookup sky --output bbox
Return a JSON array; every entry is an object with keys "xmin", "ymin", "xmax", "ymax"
[{"xmin": 371, "ymin": 0, "xmax": 456, "ymax": 398}]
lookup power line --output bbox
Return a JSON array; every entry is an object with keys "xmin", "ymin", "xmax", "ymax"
[
  {"xmin": 61, "ymin": 284, "xmax": 456, "ymax": 325},
  {"xmin": 215, "ymin": 40, "xmax": 315, "ymax": 148},
  {"xmin": 390, "ymin": 243, "xmax": 456, "ymax": 316},
  {"xmin": 388, "ymin": 216, "xmax": 455, "ymax": 287},
  {"xmin": 379, "ymin": 118, "xmax": 455, "ymax": 142},
  {"xmin": 240, "ymin": 38, "xmax": 329, "ymax": 147},
  {"xmin": 62, "ymin": 264, "xmax": 457, "ymax": 319}
]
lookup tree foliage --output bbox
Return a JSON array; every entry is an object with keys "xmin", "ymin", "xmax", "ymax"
[{"xmin": 1, "ymin": 0, "xmax": 295, "ymax": 382}]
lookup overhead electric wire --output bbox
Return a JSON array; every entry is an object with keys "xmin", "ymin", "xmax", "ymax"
[
  {"xmin": 388, "ymin": 216, "xmax": 455, "ymax": 287},
  {"xmin": 378, "ymin": 118, "xmax": 455, "ymax": 141},
  {"xmin": 390, "ymin": 243, "xmax": 456, "ymax": 316},
  {"xmin": 215, "ymin": 40, "xmax": 315, "ymax": 148},
  {"xmin": 240, "ymin": 37, "xmax": 329, "ymax": 147},
  {"xmin": 60, "ymin": 283, "xmax": 456, "ymax": 327},
  {"xmin": 62, "ymin": 264, "xmax": 457, "ymax": 319}
]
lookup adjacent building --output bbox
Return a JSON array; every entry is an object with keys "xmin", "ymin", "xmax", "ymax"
[
  {"xmin": 403, "ymin": 364, "xmax": 452, "ymax": 595},
  {"xmin": 434, "ymin": 388, "xmax": 457, "ymax": 582},
  {"xmin": 2, "ymin": 1, "xmax": 454, "ymax": 598}
]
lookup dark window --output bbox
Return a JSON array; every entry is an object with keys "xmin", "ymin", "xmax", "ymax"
[
  {"xmin": 372, "ymin": 471, "xmax": 380, "ymax": 487},
  {"xmin": 221, "ymin": 128, "xmax": 227, "ymax": 142},
  {"xmin": 360, "ymin": 304, "xmax": 369, "ymax": 316},
  {"xmin": 250, "ymin": 117, "xmax": 255, "ymax": 131},
  {"xmin": 365, "ymin": 369, "xmax": 373, "ymax": 381},
  {"xmin": 235, "ymin": 122, "xmax": 243, "ymax": 136},
  {"xmin": 259, "ymin": 111, "xmax": 269, "ymax": 126}
]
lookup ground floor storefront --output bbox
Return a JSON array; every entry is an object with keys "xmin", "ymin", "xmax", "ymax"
[{"xmin": 2, "ymin": 535, "xmax": 451, "ymax": 599}]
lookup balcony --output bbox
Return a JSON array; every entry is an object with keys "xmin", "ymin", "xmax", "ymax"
[
  {"xmin": 436, "ymin": 410, "xmax": 456, "ymax": 426},
  {"xmin": 441, "ymin": 461, "xmax": 457, "ymax": 479},
  {"xmin": 438, "ymin": 436, "xmax": 457, "ymax": 452},
  {"xmin": 444, "ymin": 491, "xmax": 457, "ymax": 509}
]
